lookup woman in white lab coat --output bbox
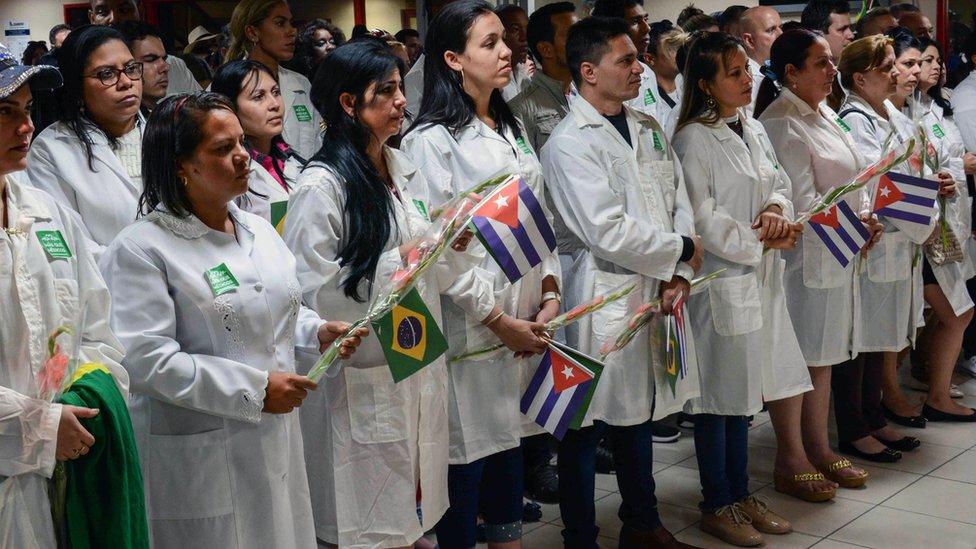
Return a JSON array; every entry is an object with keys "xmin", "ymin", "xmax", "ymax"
[
  {"xmin": 0, "ymin": 56, "xmax": 130, "ymax": 548},
  {"xmin": 671, "ymin": 32, "xmax": 803, "ymax": 546},
  {"xmin": 401, "ymin": 2, "xmax": 559, "ymax": 547},
  {"xmin": 226, "ymin": 0, "xmax": 324, "ymax": 160},
  {"xmin": 99, "ymin": 92, "xmax": 364, "ymax": 549},
  {"xmin": 285, "ymin": 40, "xmax": 478, "ymax": 549},
  {"xmin": 756, "ymin": 29, "xmax": 879, "ymax": 494},
  {"xmin": 829, "ymin": 34, "xmax": 927, "ymax": 461},
  {"xmin": 27, "ymin": 25, "xmax": 146, "ymax": 257},
  {"xmin": 211, "ymin": 59, "xmax": 304, "ymax": 226}
]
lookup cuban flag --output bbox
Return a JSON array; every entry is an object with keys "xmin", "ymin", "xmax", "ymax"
[
  {"xmin": 872, "ymin": 172, "xmax": 940, "ymax": 226},
  {"xmin": 808, "ymin": 200, "xmax": 872, "ymax": 268},
  {"xmin": 470, "ymin": 175, "xmax": 556, "ymax": 283},
  {"xmin": 520, "ymin": 342, "xmax": 605, "ymax": 440}
]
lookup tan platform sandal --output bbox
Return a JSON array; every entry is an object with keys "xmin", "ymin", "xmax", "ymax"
[
  {"xmin": 820, "ymin": 458, "xmax": 869, "ymax": 489},
  {"xmin": 773, "ymin": 471, "xmax": 836, "ymax": 502}
]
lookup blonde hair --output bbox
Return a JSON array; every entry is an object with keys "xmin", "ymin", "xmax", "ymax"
[
  {"xmin": 225, "ymin": 0, "xmax": 287, "ymax": 63},
  {"xmin": 828, "ymin": 34, "xmax": 893, "ymax": 110},
  {"xmin": 661, "ymin": 29, "xmax": 690, "ymax": 55}
]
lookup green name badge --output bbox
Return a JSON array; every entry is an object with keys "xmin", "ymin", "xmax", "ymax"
[
  {"xmin": 932, "ymin": 123, "xmax": 945, "ymax": 138},
  {"xmin": 643, "ymin": 88, "xmax": 656, "ymax": 106},
  {"xmin": 204, "ymin": 263, "xmax": 240, "ymax": 297},
  {"xmin": 515, "ymin": 136, "xmax": 533, "ymax": 156},
  {"xmin": 293, "ymin": 104, "xmax": 313, "ymax": 122},
  {"xmin": 835, "ymin": 117, "xmax": 851, "ymax": 133},
  {"xmin": 652, "ymin": 131, "xmax": 664, "ymax": 151},
  {"xmin": 36, "ymin": 230, "xmax": 72, "ymax": 259},
  {"xmin": 412, "ymin": 198, "xmax": 430, "ymax": 221}
]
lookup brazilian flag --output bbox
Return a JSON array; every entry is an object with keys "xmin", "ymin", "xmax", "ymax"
[
  {"xmin": 271, "ymin": 200, "xmax": 288, "ymax": 235},
  {"xmin": 372, "ymin": 288, "xmax": 449, "ymax": 382}
]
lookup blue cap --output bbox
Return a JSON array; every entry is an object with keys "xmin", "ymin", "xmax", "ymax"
[{"xmin": 0, "ymin": 44, "xmax": 62, "ymax": 100}]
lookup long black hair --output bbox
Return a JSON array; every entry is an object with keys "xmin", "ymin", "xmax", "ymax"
[
  {"xmin": 54, "ymin": 24, "xmax": 132, "ymax": 169},
  {"xmin": 309, "ymin": 40, "xmax": 406, "ymax": 302},
  {"xmin": 139, "ymin": 92, "xmax": 236, "ymax": 218},
  {"xmin": 675, "ymin": 32, "xmax": 745, "ymax": 131},
  {"xmin": 407, "ymin": 0, "xmax": 522, "ymax": 139},
  {"xmin": 290, "ymin": 19, "xmax": 346, "ymax": 78},
  {"xmin": 754, "ymin": 28, "xmax": 822, "ymax": 117},
  {"xmin": 917, "ymin": 36, "xmax": 952, "ymax": 116}
]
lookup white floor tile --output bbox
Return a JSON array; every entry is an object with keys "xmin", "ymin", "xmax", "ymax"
[
  {"xmin": 520, "ymin": 522, "xmax": 563, "ymax": 547},
  {"xmin": 747, "ymin": 422, "xmax": 779, "ymax": 449},
  {"xmin": 912, "ymin": 419, "xmax": 976, "ymax": 449},
  {"xmin": 828, "ymin": 464, "xmax": 921, "ymax": 504},
  {"xmin": 675, "ymin": 524, "xmax": 822, "ymax": 549},
  {"xmin": 652, "ymin": 464, "xmax": 766, "ymax": 510},
  {"xmin": 596, "ymin": 472, "xmax": 620, "ymax": 492},
  {"xmin": 811, "ymin": 540, "xmax": 871, "ymax": 548},
  {"xmin": 882, "ymin": 476, "xmax": 976, "ymax": 524},
  {"xmin": 831, "ymin": 506, "xmax": 976, "ymax": 549},
  {"xmin": 930, "ymin": 448, "xmax": 976, "ymax": 484},
  {"xmin": 747, "ymin": 485, "xmax": 873, "ymax": 537},
  {"xmin": 843, "ymin": 442, "xmax": 964, "ymax": 475},
  {"xmin": 677, "ymin": 443, "xmax": 777, "ymax": 484},
  {"xmin": 652, "ymin": 435, "xmax": 697, "ymax": 464}
]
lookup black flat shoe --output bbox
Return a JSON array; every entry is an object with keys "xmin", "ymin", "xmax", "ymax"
[
  {"xmin": 878, "ymin": 436, "xmax": 921, "ymax": 452},
  {"xmin": 883, "ymin": 404, "xmax": 927, "ymax": 429},
  {"xmin": 838, "ymin": 441, "xmax": 902, "ymax": 463},
  {"xmin": 922, "ymin": 404, "xmax": 976, "ymax": 422}
]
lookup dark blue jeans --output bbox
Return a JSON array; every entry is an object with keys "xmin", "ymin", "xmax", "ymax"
[
  {"xmin": 557, "ymin": 419, "xmax": 661, "ymax": 548},
  {"xmin": 435, "ymin": 446, "xmax": 524, "ymax": 548},
  {"xmin": 693, "ymin": 414, "xmax": 750, "ymax": 512}
]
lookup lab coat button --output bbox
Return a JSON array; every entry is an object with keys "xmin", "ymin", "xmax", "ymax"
[{"xmin": 254, "ymin": 283, "xmax": 263, "ymax": 292}]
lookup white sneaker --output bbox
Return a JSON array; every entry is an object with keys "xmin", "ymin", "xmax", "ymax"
[
  {"xmin": 905, "ymin": 376, "xmax": 965, "ymax": 398},
  {"xmin": 957, "ymin": 356, "xmax": 976, "ymax": 379}
]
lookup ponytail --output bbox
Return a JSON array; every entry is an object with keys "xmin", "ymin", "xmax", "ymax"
[{"xmin": 753, "ymin": 28, "xmax": 821, "ymax": 118}]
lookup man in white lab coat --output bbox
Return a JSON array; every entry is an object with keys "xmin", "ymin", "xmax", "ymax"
[
  {"xmin": 737, "ymin": 6, "xmax": 783, "ymax": 114},
  {"xmin": 540, "ymin": 17, "xmax": 702, "ymax": 549}
]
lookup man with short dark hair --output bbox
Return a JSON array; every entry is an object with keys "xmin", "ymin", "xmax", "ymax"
[
  {"xmin": 717, "ymin": 5, "xmax": 749, "ymax": 35},
  {"xmin": 394, "ymin": 28, "xmax": 422, "ymax": 67},
  {"xmin": 800, "ymin": 0, "xmax": 854, "ymax": 59},
  {"xmin": 738, "ymin": 6, "xmax": 783, "ymax": 113},
  {"xmin": 889, "ymin": 2, "xmax": 921, "ymax": 21},
  {"xmin": 49, "ymin": 24, "xmax": 71, "ymax": 49},
  {"xmin": 89, "ymin": 0, "xmax": 200, "ymax": 95},
  {"xmin": 540, "ymin": 16, "xmax": 701, "ymax": 549},
  {"xmin": 116, "ymin": 20, "xmax": 169, "ymax": 115},
  {"xmin": 497, "ymin": 4, "xmax": 535, "ymax": 101},
  {"xmin": 856, "ymin": 7, "xmax": 898, "ymax": 37}
]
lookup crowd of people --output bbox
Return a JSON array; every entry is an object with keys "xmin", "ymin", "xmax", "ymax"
[{"xmin": 3, "ymin": 0, "xmax": 976, "ymax": 547}]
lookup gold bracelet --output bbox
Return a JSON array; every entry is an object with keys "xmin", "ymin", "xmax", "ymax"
[{"xmin": 485, "ymin": 310, "xmax": 505, "ymax": 326}]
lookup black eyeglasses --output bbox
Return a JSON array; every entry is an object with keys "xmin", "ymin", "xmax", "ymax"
[{"xmin": 86, "ymin": 62, "xmax": 144, "ymax": 87}]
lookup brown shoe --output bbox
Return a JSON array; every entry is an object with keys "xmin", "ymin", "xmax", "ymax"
[
  {"xmin": 699, "ymin": 503, "xmax": 764, "ymax": 547},
  {"xmin": 820, "ymin": 459, "xmax": 869, "ymax": 489},
  {"xmin": 739, "ymin": 495, "xmax": 792, "ymax": 535},
  {"xmin": 773, "ymin": 471, "xmax": 836, "ymax": 502}
]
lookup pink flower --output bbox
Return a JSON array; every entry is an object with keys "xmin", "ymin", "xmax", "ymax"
[{"xmin": 37, "ymin": 349, "xmax": 69, "ymax": 397}]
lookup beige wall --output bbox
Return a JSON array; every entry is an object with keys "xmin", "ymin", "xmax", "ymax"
[
  {"xmin": 0, "ymin": 0, "xmax": 75, "ymax": 45},
  {"xmin": 294, "ymin": 0, "xmax": 410, "ymax": 35}
]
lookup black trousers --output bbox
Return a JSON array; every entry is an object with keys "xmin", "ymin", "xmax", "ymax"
[{"xmin": 831, "ymin": 353, "xmax": 887, "ymax": 443}]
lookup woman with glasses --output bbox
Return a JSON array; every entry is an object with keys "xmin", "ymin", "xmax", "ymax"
[{"xmin": 27, "ymin": 24, "xmax": 145, "ymax": 258}]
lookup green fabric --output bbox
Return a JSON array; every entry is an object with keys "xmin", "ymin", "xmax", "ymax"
[
  {"xmin": 371, "ymin": 288, "xmax": 448, "ymax": 382},
  {"xmin": 58, "ymin": 369, "xmax": 149, "ymax": 549}
]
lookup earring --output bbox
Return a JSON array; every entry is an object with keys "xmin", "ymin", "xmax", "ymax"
[
  {"xmin": 705, "ymin": 95, "xmax": 718, "ymax": 111},
  {"xmin": 180, "ymin": 176, "xmax": 189, "ymax": 187}
]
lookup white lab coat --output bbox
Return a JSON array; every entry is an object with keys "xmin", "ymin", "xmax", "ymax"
[
  {"xmin": 745, "ymin": 57, "xmax": 765, "ymax": 118},
  {"xmin": 165, "ymin": 55, "xmax": 203, "ymax": 96},
  {"xmin": 951, "ymin": 72, "xmax": 976, "ymax": 152},
  {"xmin": 401, "ymin": 118, "xmax": 560, "ymax": 463},
  {"xmin": 279, "ymin": 66, "xmax": 324, "ymax": 160},
  {"xmin": 284, "ymin": 147, "xmax": 471, "ymax": 547},
  {"xmin": 671, "ymin": 114, "xmax": 812, "ymax": 416},
  {"xmin": 0, "ymin": 176, "xmax": 127, "ymax": 548},
  {"xmin": 99, "ymin": 204, "xmax": 321, "ymax": 549},
  {"xmin": 27, "ymin": 120, "xmax": 143, "ymax": 257},
  {"xmin": 239, "ymin": 154, "xmax": 301, "ymax": 226},
  {"xmin": 540, "ymin": 94, "xmax": 700, "ymax": 425},
  {"xmin": 759, "ymin": 89, "xmax": 867, "ymax": 366},
  {"xmin": 404, "ymin": 54, "xmax": 425, "ymax": 119},
  {"xmin": 905, "ymin": 97, "xmax": 975, "ymax": 316},
  {"xmin": 502, "ymin": 62, "xmax": 533, "ymax": 102},
  {"xmin": 627, "ymin": 62, "xmax": 680, "ymax": 136},
  {"xmin": 839, "ymin": 95, "xmax": 930, "ymax": 351}
]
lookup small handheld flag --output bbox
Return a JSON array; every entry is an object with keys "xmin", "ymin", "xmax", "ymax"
[
  {"xmin": 521, "ymin": 341, "xmax": 605, "ymax": 440},
  {"xmin": 663, "ymin": 292, "xmax": 689, "ymax": 397},
  {"xmin": 807, "ymin": 200, "xmax": 871, "ymax": 268},
  {"xmin": 371, "ymin": 288, "xmax": 448, "ymax": 382},
  {"xmin": 270, "ymin": 201, "xmax": 288, "ymax": 235},
  {"xmin": 872, "ymin": 172, "xmax": 940, "ymax": 226},
  {"xmin": 470, "ymin": 175, "xmax": 557, "ymax": 283}
]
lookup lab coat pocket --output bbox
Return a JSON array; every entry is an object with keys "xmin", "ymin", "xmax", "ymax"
[
  {"xmin": 146, "ymin": 429, "xmax": 234, "ymax": 520},
  {"xmin": 647, "ymin": 160, "xmax": 677, "ymax": 212},
  {"xmin": 866, "ymin": 232, "xmax": 912, "ymax": 283},
  {"xmin": 345, "ymin": 366, "xmax": 409, "ymax": 444},
  {"xmin": 801, "ymin": 230, "xmax": 850, "ymax": 289},
  {"xmin": 707, "ymin": 273, "xmax": 763, "ymax": 337},
  {"xmin": 589, "ymin": 270, "xmax": 639, "ymax": 340},
  {"xmin": 53, "ymin": 278, "xmax": 79, "ymax": 324}
]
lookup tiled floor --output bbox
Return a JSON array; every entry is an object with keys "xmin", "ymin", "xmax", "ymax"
[{"xmin": 515, "ymin": 377, "xmax": 976, "ymax": 549}]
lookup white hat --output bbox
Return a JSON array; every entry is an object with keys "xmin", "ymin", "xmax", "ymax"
[{"xmin": 184, "ymin": 26, "xmax": 220, "ymax": 54}]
